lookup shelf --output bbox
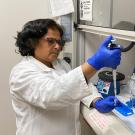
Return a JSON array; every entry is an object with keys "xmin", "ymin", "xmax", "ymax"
[{"xmin": 78, "ymin": 24, "xmax": 135, "ymax": 42}]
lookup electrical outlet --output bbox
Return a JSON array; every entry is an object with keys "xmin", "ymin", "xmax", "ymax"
[{"xmin": 63, "ymin": 52, "xmax": 72, "ymax": 66}]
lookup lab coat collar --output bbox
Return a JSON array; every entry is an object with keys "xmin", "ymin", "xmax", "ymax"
[{"xmin": 27, "ymin": 56, "xmax": 59, "ymax": 72}]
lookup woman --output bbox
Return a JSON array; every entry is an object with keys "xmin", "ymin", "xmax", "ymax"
[{"xmin": 9, "ymin": 19, "xmax": 121, "ymax": 135}]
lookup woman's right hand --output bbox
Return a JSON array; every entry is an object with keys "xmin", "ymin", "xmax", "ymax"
[{"xmin": 87, "ymin": 35, "xmax": 121, "ymax": 70}]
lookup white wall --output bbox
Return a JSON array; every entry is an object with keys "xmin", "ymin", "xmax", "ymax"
[{"xmin": 0, "ymin": 0, "xmax": 52, "ymax": 134}]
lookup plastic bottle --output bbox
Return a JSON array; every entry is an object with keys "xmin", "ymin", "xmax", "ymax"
[{"xmin": 130, "ymin": 67, "xmax": 135, "ymax": 107}]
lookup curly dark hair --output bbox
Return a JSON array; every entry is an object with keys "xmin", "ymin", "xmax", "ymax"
[{"xmin": 15, "ymin": 19, "xmax": 64, "ymax": 56}]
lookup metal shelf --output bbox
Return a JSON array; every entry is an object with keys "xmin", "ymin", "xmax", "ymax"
[{"xmin": 78, "ymin": 24, "xmax": 135, "ymax": 42}]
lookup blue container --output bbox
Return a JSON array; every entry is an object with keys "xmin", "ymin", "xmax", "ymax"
[{"xmin": 96, "ymin": 71, "xmax": 125, "ymax": 98}]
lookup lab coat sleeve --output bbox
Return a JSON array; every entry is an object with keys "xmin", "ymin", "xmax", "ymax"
[
  {"xmin": 10, "ymin": 65, "xmax": 92, "ymax": 110},
  {"xmin": 81, "ymin": 82, "xmax": 102, "ymax": 108}
]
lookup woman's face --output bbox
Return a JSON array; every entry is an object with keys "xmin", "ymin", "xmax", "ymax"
[{"xmin": 34, "ymin": 28, "xmax": 63, "ymax": 67}]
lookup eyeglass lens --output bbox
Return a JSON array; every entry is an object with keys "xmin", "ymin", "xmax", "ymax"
[{"xmin": 46, "ymin": 38, "xmax": 65, "ymax": 46}]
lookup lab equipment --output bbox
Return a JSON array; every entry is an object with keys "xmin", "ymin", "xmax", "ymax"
[
  {"xmin": 94, "ymin": 96, "xmax": 120, "ymax": 113},
  {"xmin": 108, "ymin": 40, "xmax": 118, "ymax": 107},
  {"xmin": 130, "ymin": 68, "xmax": 135, "ymax": 107},
  {"xmin": 87, "ymin": 35, "xmax": 121, "ymax": 70},
  {"xmin": 115, "ymin": 102, "xmax": 134, "ymax": 116},
  {"xmin": 107, "ymin": 39, "xmax": 119, "ymax": 97},
  {"xmin": 113, "ymin": 69, "xmax": 117, "ymax": 96},
  {"xmin": 127, "ymin": 73, "xmax": 135, "ymax": 108},
  {"xmin": 107, "ymin": 41, "xmax": 135, "ymax": 52},
  {"xmin": 96, "ymin": 71, "xmax": 125, "ymax": 98},
  {"xmin": 113, "ymin": 69, "xmax": 118, "ymax": 106},
  {"xmin": 108, "ymin": 40, "xmax": 135, "ymax": 103},
  {"xmin": 107, "ymin": 39, "xmax": 134, "ymax": 116},
  {"xmin": 130, "ymin": 76, "xmax": 135, "ymax": 108}
]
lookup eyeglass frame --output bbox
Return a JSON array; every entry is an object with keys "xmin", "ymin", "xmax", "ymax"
[{"xmin": 42, "ymin": 37, "xmax": 65, "ymax": 47}]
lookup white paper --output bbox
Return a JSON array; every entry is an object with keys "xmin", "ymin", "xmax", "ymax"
[
  {"xmin": 80, "ymin": 0, "xmax": 93, "ymax": 21},
  {"xmin": 89, "ymin": 109, "xmax": 114, "ymax": 133},
  {"xmin": 49, "ymin": 0, "xmax": 74, "ymax": 17},
  {"xmin": 60, "ymin": 14, "xmax": 72, "ymax": 42}
]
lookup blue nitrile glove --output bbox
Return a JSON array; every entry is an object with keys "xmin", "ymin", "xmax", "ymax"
[
  {"xmin": 87, "ymin": 35, "xmax": 121, "ymax": 70},
  {"xmin": 94, "ymin": 96, "xmax": 121, "ymax": 113}
]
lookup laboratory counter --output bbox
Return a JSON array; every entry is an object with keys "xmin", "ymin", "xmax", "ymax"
[{"xmin": 80, "ymin": 96, "xmax": 135, "ymax": 135}]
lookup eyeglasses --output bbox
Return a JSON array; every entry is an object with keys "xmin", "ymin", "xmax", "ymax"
[{"xmin": 43, "ymin": 37, "xmax": 65, "ymax": 47}]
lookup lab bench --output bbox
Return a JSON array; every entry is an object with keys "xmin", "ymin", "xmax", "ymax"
[
  {"xmin": 80, "ymin": 103, "xmax": 135, "ymax": 135},
  {"xmin": 80, "ymin": 90, "xmax": 135, "ymax": 135}
]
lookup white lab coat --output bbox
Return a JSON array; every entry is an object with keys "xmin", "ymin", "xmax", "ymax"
[{"xmin": 9, "ymin": 56, "xmax": 101, "ymax": 135}]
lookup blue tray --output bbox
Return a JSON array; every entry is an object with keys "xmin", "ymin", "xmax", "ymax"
[{"xmin": 115, "ymin": 102, "xmax": 134, "ymax": 116}]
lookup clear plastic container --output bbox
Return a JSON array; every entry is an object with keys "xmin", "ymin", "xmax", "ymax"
[{"xmin": 129, "ymin": 74, "xmax": 135, "ymax": 108}]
